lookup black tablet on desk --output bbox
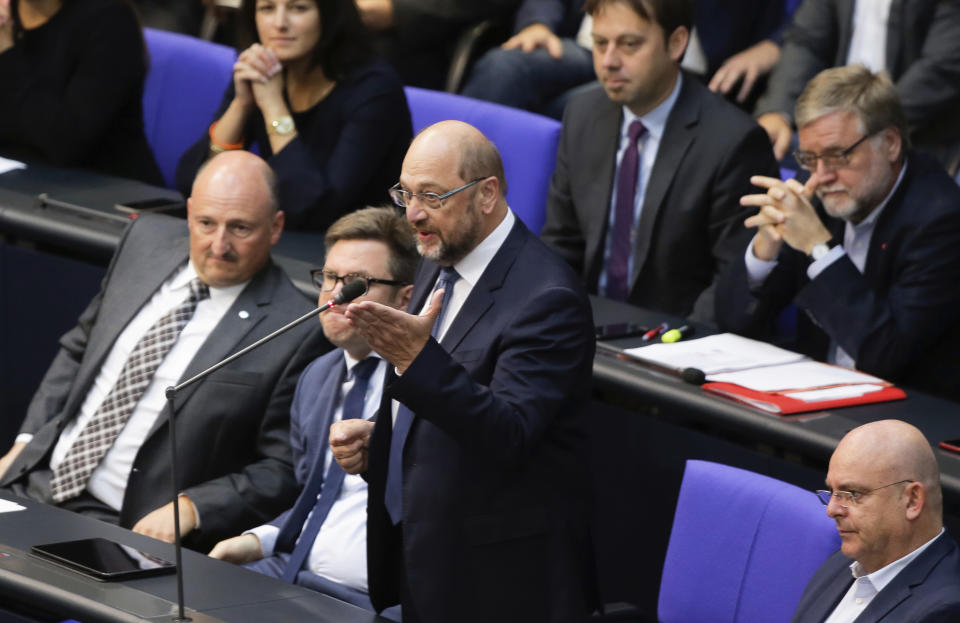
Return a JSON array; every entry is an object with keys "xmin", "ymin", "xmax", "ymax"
[{"xmin": 30, "ymin": 537, "xmax": 176, "ymax": 581}]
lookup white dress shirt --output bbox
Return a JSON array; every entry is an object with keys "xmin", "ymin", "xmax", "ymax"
[
  {"xmin": 251, "ymin": 352, "xmax": 387, "ymax": 593},
  {"xmin": 36, "ymin": 262, "xmax": 244, "ymax": 510},
  {"xmin": 597, "ymin": 74, "xmax": 682, "ymax": 297},
  {"xmin": 824, "ymin": 529, "xmax": 945, "ymax": 623},
  {"xmin": 847, "ymin": 0, "xmax": 893, "ymax": 73}
]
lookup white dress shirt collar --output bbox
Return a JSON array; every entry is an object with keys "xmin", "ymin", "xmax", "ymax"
[
  {"xmin": 449, "ymin": 208, "xmax": 515, "ymax": 289},
  {"xmin": 850, "ymin": 528, "xmax": 945, "ymax": 591},
  {"xmin": 620, "ymin": 71, "xmax": 682, "ymax": 144}
]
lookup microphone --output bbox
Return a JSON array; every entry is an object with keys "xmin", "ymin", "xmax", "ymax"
[
  {"xmin": 161, "ymin": 277, "xmax": 367, "ymax": 621},
  {"xmin": 319, "ymin": 278, "xmax": 368, "ymax": 312}
]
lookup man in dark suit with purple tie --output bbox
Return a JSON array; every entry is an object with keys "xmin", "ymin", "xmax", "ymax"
[
  {"xmin": 540, "ymin": 0, "xmax": 778, "ymax": 322},
  {"xmin": 207, "ymin": 207, "xmax": 417, "ymax": 613}
]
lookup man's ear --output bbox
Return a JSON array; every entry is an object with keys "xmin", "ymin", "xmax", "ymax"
[
  {"xmin": 397, "ymin": 284, "xmax": 414, "ymax": 310},
  {"xmin": 882, "ymin": 127, "xmax": 903, "ymax": 164},
  {"xmin": 667, "ymin": 25, "xmax": 689, "ymax": 64},
  {"xmin": 478, "ymin": 177, "xmax": 499, "ymax": 214},
  {"xmin": 270, "ymin": 210, "xmax": 285, "ymax": 245},
  {"xmin": 904, "ymin": 481, "xmax": 926, "ymax": 521}
]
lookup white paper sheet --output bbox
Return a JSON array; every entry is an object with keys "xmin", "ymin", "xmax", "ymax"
[
  {"xmin": 0, "ymin": 156, "xmax": 26, "ymax": 175},
  {"xmin": 789, "ymin": 384, "xmax": 886, "ymax": 402},
  {"xmin": 707, "ymin": 360, "xmax": 886, "ymax": 392},
  {"xmin": 625, "ymin": 333, "xmax": 806, "ymax": 375},
  {"xmin": 0, "ymin": 499, "xmax": 25, "ymax": 513}
]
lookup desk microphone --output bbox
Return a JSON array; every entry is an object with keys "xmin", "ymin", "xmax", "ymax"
[{"xmin": 162, "ymin": 279, "xmax": 367, "ymax": 621}]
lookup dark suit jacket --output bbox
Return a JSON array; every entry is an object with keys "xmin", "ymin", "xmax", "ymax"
[
  {"xmin": 755, "ymin": 0, "xmax": 960, "ymax": 169},
  {"xmin": 1, "ymin": 213, "xmax": 328, "ymax": 551},
  {"xmin": 716, "ymin": 151, "xmax": 960, "ymax": 400},
  {"xmin": 365, "ymin": 218, "xmax": 596, "ymax": 623},
  {"xmin": 266, "ymin": 348, "xmax": 347, "ymax": 533},
  {"xmin": 790, "ymin": 533, "xmax": 960, "ymax": 622},
  {"xmin": 541, "ymin": 74, "xmax": 778, "ymax": 321}
]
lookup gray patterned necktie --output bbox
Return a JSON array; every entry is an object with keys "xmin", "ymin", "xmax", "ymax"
[{"xmin": 49, "ymin": 278, "xmax": 210, "ymax": 503}]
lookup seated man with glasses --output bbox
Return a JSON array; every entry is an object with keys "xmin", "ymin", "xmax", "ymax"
[
  {"xmin": 207, "ymin": 206, "xmax": 416, "ymax": 614},
  {"xmin": 793, "ymin": 419, "xmax": 960, "ymax": 622},
  {"xmin": 716, "ymin": 65, "xmax": 960, "ymax": 400}
]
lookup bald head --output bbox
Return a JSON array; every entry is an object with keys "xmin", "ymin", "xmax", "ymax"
[
  {"xmin": 192, "ymin": 150, "xmax": 278, "ymax": 215},
  {"xmin": 410, "ymin": 121, "xmax": 508, "ymax": 202},
  {"xmin": 833, "ymin": 420, "xmax": 941, "ymax": 507}
]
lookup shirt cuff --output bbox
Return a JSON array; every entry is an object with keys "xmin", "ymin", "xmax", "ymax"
[
  {"xmin": 744, "ymin": 236, "xmax": 778, "ymax": 289},
  {"xmin": 248, "ymin": 524, "xmax": 279, "ymax": 558},
  {"xmin": 806, "ymin": 245, "xmax": 846, "ymax": 280},
  {"xmin": 180, "ymin": 494, "xmax": 201, "ymax": 529},
  {"xmin": 15, "ymin": 434, "xmax": 33, "ymax": 445}
]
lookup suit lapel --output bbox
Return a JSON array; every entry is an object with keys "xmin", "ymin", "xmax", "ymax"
[
  {"xmin": 67, "ymin": 231, "xmax": 188, "ymax": 419},
  {"xmin": 149, "ymin": 262, "xmax": 278, "ymax": 434},
  {"xmin": 862, "ymin": 157, "xmax": 912, "ymax": 279},
  {"xmin": 886, "ymin": 0, "xmax": 904, "ymax": 73},
  {"xmin": 438, "ymin": 220, "xmax": 524, "ymax": 353},
  {"xmin": 586, "ymin": 98, "xmax": 624, "ymax": 288},
  {"xmin": 303, "ymin": 356, "xmax": 347, "ymax": 487},
  {"xmin": 856, "ymin": 534, "xmax": 954, "ymax": 622},
  {"xmin": 795, "ymin": 557, "xmax": 855, "ymax": 623},
  {"xmin": 837, "ymin": 0, "xmax": 855, "ymax": 64},
  {"xmin": 87, "ymin": 233, "xmax": 187, "ymax": 392},
  {"xmin": 408, "ymin": 261, "xmax": 440, "ymax": 315},
  {"xmin": 630, "ymin": 75, "xmax": 697, "ymax": 288}
]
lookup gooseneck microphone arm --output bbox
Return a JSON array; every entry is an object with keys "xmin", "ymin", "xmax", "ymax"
[{"xmin": 162, "ymin": 279, "xmax": 367, "ymax": 622}]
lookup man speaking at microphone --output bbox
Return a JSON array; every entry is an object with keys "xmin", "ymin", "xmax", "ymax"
[
  {"xmin": 0, "ymin": 151, "xmax": 327, "ymax": 552},
  {"xmin": 331, "ymin": 121, "xmax": 597, "ymax": 623}
]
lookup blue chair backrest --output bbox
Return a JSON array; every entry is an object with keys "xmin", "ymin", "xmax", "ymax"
[
  {"xmin": 658, "ymin": 460, "xmax": 841, "ymax": 623},
  {"xmin": 142, "ymin": 29, "xmax": 236, "ymax": 189},
  {"xmin": 403, "ymin": 87, "xmax": 561, "ymax": 234}
]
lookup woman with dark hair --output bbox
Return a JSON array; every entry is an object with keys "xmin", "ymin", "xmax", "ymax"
[
  {"xmin": 176, "ymin": 0, "xmax": 411, "ymax": 231},
  {"xmin": 0, "ymin": 0, "xmax": 162, "ymax": 184}
]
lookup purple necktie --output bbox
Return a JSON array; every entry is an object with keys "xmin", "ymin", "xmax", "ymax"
[{"xmin": 607, "ymin": 120, "xmax": 646, "ymax": 301}]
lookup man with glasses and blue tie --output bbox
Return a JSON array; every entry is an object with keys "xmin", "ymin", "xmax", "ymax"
[
  {"xmin": 208, "ymin": 207, "xmax": 416, "ymax": 614},
  {"xmin": 717, "ymin": 65, "xmax": 960, "ymax": 400},
  {"xmin": 329, "ymin": 120, "xmax": 596, "ymax": 623},
  {"xmin": 791, "ymin": 419, "xmax": 960, "ymax": 622}
]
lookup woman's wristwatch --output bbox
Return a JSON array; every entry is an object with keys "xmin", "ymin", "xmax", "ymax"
[{"xmin": 269, "ymin": 115, "xmax": 295, "ymax": 136}]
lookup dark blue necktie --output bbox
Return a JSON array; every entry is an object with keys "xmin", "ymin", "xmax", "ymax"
[
  {"xmin": 278, "ymin": 357, "xmax": 379, "ymax": 582},
  {"xmin": 607, "ymin": 120, "xmax": 646, "ymax": 301},
  {"xmin": 384, "ymin": 267, "xmax": 459, "ymax": 525}
]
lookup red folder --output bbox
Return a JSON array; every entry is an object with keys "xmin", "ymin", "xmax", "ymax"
[{"xmin": 702, "ymin": 381, "xmax": 907, "ymax": 415}]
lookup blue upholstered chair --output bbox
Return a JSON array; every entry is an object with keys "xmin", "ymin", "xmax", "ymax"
[
  {"xmin": 403, "ymin": 87, "xmax": 561, "ymax": 234},
  {"xmin": 657, "ymin": 460, "xmax": 840, "ymax": 623},
  {"xmin": 142, "ymin": 29, "xmax": 236, "ymax": 189}
]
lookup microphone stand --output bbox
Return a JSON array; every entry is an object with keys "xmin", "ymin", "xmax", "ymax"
[{"xmin": 161, "ymin": 281, "xmax": 366, "ymax": 621}]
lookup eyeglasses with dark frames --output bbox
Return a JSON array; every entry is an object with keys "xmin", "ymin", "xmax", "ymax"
[
  {"xmin": 310, "ymin": 269, "xmax": 407, "ymax": 293},
  {"xmin": 815, "ymin": 479, "xmax": 914, "ymax": 508},
  {"xmin": 389, "ymin": 177, "xmax": 487, "ymax": 210},
  {"xmin": 794, "ymin": 132, "xmax": 877, "ymax": 172}
]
